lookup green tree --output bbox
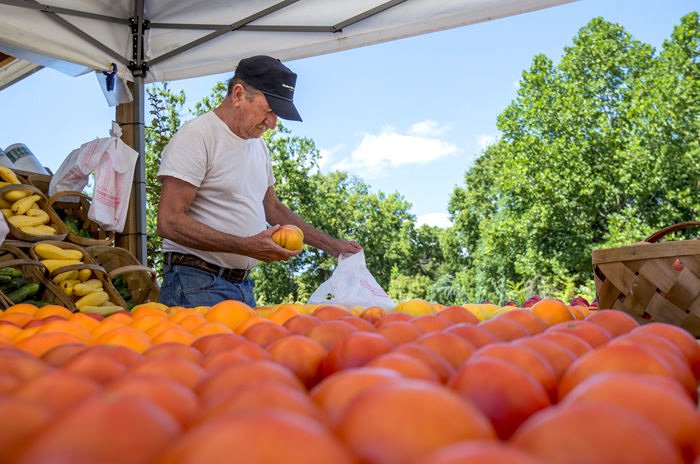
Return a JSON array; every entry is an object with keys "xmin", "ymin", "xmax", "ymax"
[
  {"xmin": 144, "ymin": 82, "xmax": 186, "ymax": 273},
  {"xmin": 447, "ymin": 14, "xmax": 700, "ymax": 304}
]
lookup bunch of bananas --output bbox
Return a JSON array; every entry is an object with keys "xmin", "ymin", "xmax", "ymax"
[
  {"xmin": 0, "ymin": 167, "xmax": 58, "ymax": 236},
  {"xmin": 34, "ymin": 243, "xmax": 125, "ymax": 315}
]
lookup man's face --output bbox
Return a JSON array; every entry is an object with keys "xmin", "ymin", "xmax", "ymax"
[{"xmin": 236, "ymin": 89, "xmax": 278, "ymax": 139}]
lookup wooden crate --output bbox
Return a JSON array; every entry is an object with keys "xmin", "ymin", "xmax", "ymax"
[{"xmin": 592, "ymin": 222, "xmax": 700, "ymax": 337}]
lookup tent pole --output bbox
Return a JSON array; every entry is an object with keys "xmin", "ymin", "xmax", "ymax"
[
  {"xmin": 116, "ymin": 0, "xmax": 147, "ymax": 265},
  {"xmin": 132, "ymin": 76, "xmax": 147, "ymax": 265}
]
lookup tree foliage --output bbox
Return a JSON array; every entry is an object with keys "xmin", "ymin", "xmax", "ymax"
[{"xmin": 447, "ymin": 13, "xmax": 700, "ymax": 303}]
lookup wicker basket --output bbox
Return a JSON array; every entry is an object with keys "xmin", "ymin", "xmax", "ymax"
[
  {"xmin": 87, "ymin": 246, "xmax": 160, "ymax": 307},
  {"xmin": 48, "ymin": 191, "xmax": 114, "ymax": 246},
  {"xmin": 0, "ymin": 243, "xmax": 74, "ymax": 309},
  {"xmin": 28, "ymin": 240, "xmax": 128, "ymax": 312},
  {"xmin": 24, "ymin": 173, "xmax": 52, "ymax": 197},
  {"xmin": 592, "ymin": 222, "xmax": 700, "ymax": 337},
  {"xmin": 0, "ymin": 184, "xmax": 68, "ymax": 242}
]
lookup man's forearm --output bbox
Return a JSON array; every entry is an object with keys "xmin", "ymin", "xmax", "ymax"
[{"xmin": 158, "ymin": 214, "xmax": 249, "ymax": 254}]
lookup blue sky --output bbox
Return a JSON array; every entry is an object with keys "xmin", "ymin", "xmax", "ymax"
[{"xmin": 0, "ymin": 0, "xmax": 696, "ymax": 228}]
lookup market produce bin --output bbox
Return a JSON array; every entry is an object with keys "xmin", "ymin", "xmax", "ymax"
[
  {"xmin": 0, "ymin": 243, "xmax": 74, "ymax": 308},
  {"xmin": 592, "ymin": 222, "xmax": 700, "ymax": 337},
  {"xmin": 48, "ymin": 191, "xmax": 114, "ymax": 246},
  {"xmin": 28, "ymin": 240, "xmax": 128, "ymax": 312},
  {"xmin": 87, "ymin": 245, "xmax": 160, "ymax": 308}
]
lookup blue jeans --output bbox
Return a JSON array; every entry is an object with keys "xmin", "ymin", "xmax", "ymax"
[{"xmin": 159, "ymin": 263, "xmax": 256, "ymax": 308}]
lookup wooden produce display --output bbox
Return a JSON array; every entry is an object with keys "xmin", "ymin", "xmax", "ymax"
[
  {"xmin": 48, "ymin": 190, "xmax": 114, "ymax": 246},
  {"xmin": 0, "ymin": 183, "xmax": 68, "ymax": 242},
  {"xmin": 87, "ymin": 245, "xmax": 160, "ymax": 308},
  {"xmin": 29, "ymin": 241, "xmax": 128, "ymax": 314},
  {"xmin": 0, "ymin": 242, "xmax": 74, "ymax": 309},
  {"xmin": 593, "ymin": 221, "xmax": 700, "ymax": 337}
]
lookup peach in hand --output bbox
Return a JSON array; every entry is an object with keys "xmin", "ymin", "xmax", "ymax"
[{"xmin": 272, "ymin": 225, "xmax": 304, "ymax": 251}]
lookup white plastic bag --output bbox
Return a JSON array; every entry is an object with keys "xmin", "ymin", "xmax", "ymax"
[
  {"xmin": 49, "ymin": 122, "xmax": 138, "ymax": 232},
  {"xmin": 0, "ymin": 215, "xmax": 9, "ymax": 245},
  {"xmin": 308, "ymin": 250, "xmax": 395, "ymax": 310}
]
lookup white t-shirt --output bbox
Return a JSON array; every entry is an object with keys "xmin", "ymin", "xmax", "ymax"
[{"xmin": 157, "ymin": 111, "xmax": 275, "ymax": 270}]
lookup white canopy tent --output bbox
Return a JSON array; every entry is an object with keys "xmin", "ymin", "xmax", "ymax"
[{"xmin": 0, "ymin": 0, "xmax": 575, "ymax": 263}]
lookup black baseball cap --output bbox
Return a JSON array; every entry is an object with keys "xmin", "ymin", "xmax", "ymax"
[{"xmin": 234, "ymin": 55, "xmax": 302, "ymax": 121}]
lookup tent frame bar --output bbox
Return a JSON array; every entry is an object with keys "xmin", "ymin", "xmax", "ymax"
[
  {"xmin": 149, "ymin": 23, "xmax": 333, "ymax": 33},
  {"xmin": 147, "ymin": 0, "xmax": 301, "ymax": 67},
  {"xmin": 0, "ymin": 0, "xmax": 127, "ymax": 24},
  {"xmin": 333, "ymin": 0, "xmax": 409, "ymax": 32},
  {"xmin": 0, "ymin": 0, "xmax": 129, "ymax": 66}
]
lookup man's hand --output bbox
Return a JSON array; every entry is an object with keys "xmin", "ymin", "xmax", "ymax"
[
  {"xmin": 326, "ymin": 238, "xmax": 363, "ymax": 258},
  {"xmin": 245, "ymin": 224, "xmax": 301, "ymax": 263}
]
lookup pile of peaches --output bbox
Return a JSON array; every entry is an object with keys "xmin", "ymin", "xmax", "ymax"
[{"xmin": 0, "ymin": 298, "xmax": 698, "ymax": 464}]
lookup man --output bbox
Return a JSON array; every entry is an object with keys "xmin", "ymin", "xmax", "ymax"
[{"xmin": 157, "ymin": 55, "xmax": 362, "ymax": 308}]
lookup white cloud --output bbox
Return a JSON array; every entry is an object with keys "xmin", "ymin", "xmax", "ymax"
[
  {"xmin": 408, "ymin": 119, "xmax": 450, "ymax": 137},
  {"xmin": 417, "ymin": 212, "xmax": 452, "ymax": 228},
  {"xmin": 331, "ymin": 125, "xmax": 458, "ymax": 178},
  {"xmin": 317, "ymin": 144, "xmax": 343, "ymax": 172},
  {"xmin": 477, "ymin": 134, "xmax": 496, "ymax": 150}
]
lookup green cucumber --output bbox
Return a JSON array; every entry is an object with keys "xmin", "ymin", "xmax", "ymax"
[
  {"xmin": 6, "ymin": 283, "xmax": 40, "ymax": 304},
  {"xmin": 0, "ymin": 267, "xmax": 23, "ymax": 278}
]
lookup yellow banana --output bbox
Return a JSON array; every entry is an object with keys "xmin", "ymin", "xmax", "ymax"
[
  {"xmin": 39, "ymin": 259, "xmax": 82, "ymax": 273},
  {"xmin": 77, "ymin": 305, "xmax": 124, "ymax": 316},
  {"xmin": 31, "ymin": 224, "xmax": 57, "ymax": 234},
  {"xmin": 75, "ymin": 290, "xmax": 109, "ymax": 309},
  {"xmin": 73, "ymin": 280, "xmax": 104, "ymax": 297},
  {"xmin": 11, "ymin": 195, "xmax": 40, "ymax": 215},
  {"xmin": 78, "ymin": 269, "xmax": 93, "ymax": 282},
  {"xmin": 52, "ymin": 270, "xmax": 79, "ymax": 284},
  {"xmin": 9, "ymin": 215, "xmax": 47, "ymax": 228},
  {"xmin": 0, "ymin": 167, "xmax": 21, "ymax": 184},
  {"xmin": 58, "ymin": 279, "xmax": 80, "ymax": 296},
  {"xmin": 24, "ymin": 209, "xmax": 49, "ymax": 225},
  {"xmin": 34, "ymin": 243, "xmax": 83, "ymax": 260},
  {"xmin": 19, "ymin": 225, "xmax": 57, "ymax": 236},
  {"xmin": 4, "ymin": 190, "xmax": 30, "ymax": 202}
]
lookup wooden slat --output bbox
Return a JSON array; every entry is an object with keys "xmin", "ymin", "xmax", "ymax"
[
  {"xmin": 596, "ymin": 262, "xmax": 638, "ymax": 298},
  {"xmin": 592, "ymin": 241, "xmax": 700, "ymax": 264},
  {"xmin": 637, "ymin": 259, "xmax": 677, "ymax": 293},
  {"xmin": 645, "ymin": 293, "xmax": 685, "ymax": 326},
  {"xmin": 680, "ymin": 313, "xmax": 700, "ymax": 337},
  {"xmin": 665, "ymin": 268, "xmax": 700, "ymax": 309},
  {"xmin": 622, "ymin": 276, "xmax": 655, "ymax": 316}
]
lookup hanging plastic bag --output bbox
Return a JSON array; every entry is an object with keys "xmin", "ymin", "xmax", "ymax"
[
  {"xmin": 0, "ymin": 214, "xmax": 9, "ymax": 245},
  {"xmin": 308, "ymin": 250, "xmax": 395, "ymax": 310},
  {"xmin": 48, "ymin": 122, "xmax": 138, "ymax": 232}
]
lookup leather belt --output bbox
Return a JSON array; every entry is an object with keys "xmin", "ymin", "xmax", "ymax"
[{"xmin": 164, "ymin": 252, "xmax": 250, "ymax": 283}]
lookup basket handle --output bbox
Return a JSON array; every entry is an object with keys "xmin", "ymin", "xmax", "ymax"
[
  {"xmin": 47, "ymin": 190, "xmax": 88, "ymax": 206},
  {"xmin": 644, "ymin": 221, "xmax": 700, "ymax": 243},
  {"xmin": 48, "ymin": 263, "xmax": 106, "ymax": 280},
  {"xmin": 0, "ymin": 258, "xmax": 47, "ymax": 269},
  {"xmin": 107, "ymin": 265, "xmax": 157, "ymax": 280},
  {"xmin": 0, "ymin": 183, "xmax": 46, "ymax": 198}
]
